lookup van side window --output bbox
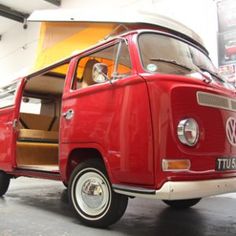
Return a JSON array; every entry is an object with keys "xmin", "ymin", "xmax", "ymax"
[
  {"xmin": 114, "ymin": 40, "xmax": 132, "ymax": 78},
  {"xmin": 0, "ymin": 82, "xmax": 19, "ymax": 109},
  {"xmin": 72, "ymin": 40, "xmax": 132, "ymax": 90}
]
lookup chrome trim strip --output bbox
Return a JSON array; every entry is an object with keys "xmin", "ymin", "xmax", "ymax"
[
  {"xmin": 197, "ymin": 91, "xmax": 236, "ymax": 112},
  {"xmin": 112, "ymin": 184, "xmax": 156, "ymax": 195},
  {"xmin": 113, "ymin": 178, "xmax": 236, "ymax": 200}
]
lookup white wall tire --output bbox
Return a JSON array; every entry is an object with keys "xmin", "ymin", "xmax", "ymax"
[{"xmin": 68, "ymin": 160, "xmax": 128, "ymax": 228}]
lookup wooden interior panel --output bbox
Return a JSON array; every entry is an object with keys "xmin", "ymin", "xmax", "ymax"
[
  {"xmin": 50, "ymin": 118, "xmax": 59, "ymax": 131},
  {"xmin": 20, "ymin": 113, "xmax": 54, "ymax": 130},
  {"xmin": 18, "ymin": 129, "xmax": 58, "ymax": 142},
  {"xmin": 16, "ymin": 142, "xmax": 58, "ymax": 166}
]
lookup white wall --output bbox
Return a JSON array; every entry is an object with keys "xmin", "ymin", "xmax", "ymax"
[
  {"xmin": 0, "ymin": 22, "xmax": 40, "ymax": 85},
  {"xmin": 0, "ymin": 0, "xmax": 218, "ymax": 85}
]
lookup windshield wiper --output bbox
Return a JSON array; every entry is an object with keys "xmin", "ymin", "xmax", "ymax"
[
  {"xmin": 150, "ymin": 58, "xmax": 212, "ymax": 84},
  {"xmin": 150, "ymin": 58, "xmax": 193, "ymax": 72},
  {"xmin": 149, "ymin": 58, "xmax": 227, "ymax": 86},
  {"xmin": 195, "ymin": 66, "xmax": 225, "ymax": 83}
]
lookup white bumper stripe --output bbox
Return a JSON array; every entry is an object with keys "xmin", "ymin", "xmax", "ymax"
[{"xmin": 113, "ymin": 177, "xmax": 236, "ymax": 200}]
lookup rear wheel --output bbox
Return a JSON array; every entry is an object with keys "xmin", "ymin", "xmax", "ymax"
[
  {"xmin": 68, "ymin": 159, "xmax": 128, "ymax": 228},
  {"xmin": 0, "ymin": 171, "xmax": 11, "ymax": 197},
  {"xmin": 162, "ymin": 198, "xmax": 201, "ymax": 209}
]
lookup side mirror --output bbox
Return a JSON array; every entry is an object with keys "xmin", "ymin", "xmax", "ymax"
[{"xmin": 92, "ymin": 63, "xmax": 109, "ymax": 83}]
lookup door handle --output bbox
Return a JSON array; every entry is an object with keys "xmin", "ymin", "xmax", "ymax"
[{"xmin": 62, "ymin": 109, "xmax": 74, "ymax": 120}]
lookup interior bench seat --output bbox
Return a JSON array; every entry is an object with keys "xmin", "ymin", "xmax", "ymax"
[{"xmin": 18, "ymin": 129, "xmax": 58, "ymax": 143}]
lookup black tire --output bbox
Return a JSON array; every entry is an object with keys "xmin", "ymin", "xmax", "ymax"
[
  {"xmin": 68, "ymin": 159, "xmax": 128, "ymax": 228},
  {"xmin": 162, "ymin": 198, "xmax": 201, "ymax": 209},
  {"xmin": 0, "ymin": 171, "xmax": 10, "ymax": 197}
]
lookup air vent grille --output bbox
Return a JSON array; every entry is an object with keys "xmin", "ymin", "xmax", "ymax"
[{"xmin": 197, "ymin": 92, "xmax": 236, "ymax": 111}]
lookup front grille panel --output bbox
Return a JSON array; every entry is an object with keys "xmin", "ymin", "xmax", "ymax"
[
  {"xmin": 231, "ymin": 100, "xmax": 236, "ymax": 110},
  {"xmin": 197, "ymin": 91, "xmax": 235, "ymax": 111}
]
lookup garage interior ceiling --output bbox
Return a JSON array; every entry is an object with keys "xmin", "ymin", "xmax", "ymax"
[{"xmin": 0, "ymin": 0, "xmax": 60, "ymax": 36}]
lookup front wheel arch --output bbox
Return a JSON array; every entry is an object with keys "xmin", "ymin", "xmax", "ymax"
[{"xmin": 65, "ymin": 148, "xmax": 113, "ymax": 183}]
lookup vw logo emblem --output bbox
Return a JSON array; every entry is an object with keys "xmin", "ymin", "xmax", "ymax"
[{"xmin": 226, "ymin": 117, "xmax": 236, "ymax": 146}]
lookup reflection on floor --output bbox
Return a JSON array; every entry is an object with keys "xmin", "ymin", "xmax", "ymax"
[{"xmin": 0, "ymin": 177, "xmax": 236, "ymax": 236}]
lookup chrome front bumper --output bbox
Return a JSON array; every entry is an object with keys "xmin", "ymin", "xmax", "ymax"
[{"xmin": 113, "ymin": 177, "xmax": 236, "ymax": 200}]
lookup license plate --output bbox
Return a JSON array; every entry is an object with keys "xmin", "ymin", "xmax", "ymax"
[{"xmin": 216, "ymin": 157, "xmax": 236, "ymax": 171}]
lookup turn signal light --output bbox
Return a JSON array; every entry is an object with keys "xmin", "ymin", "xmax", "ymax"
[{"xmin": 162, "ymin": 159, "xmax": 191, "ymax": 172}]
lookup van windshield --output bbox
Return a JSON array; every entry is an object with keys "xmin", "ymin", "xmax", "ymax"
[{"xmin": 138, "ymin": 32, "xmax": 217, "ymax": 77}]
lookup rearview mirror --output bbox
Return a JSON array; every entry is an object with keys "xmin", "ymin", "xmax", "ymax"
[{"xmin": 92, "ymin": 63, "xmax": 109, "ymax": 83}]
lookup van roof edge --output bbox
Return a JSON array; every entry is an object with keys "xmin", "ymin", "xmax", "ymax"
[{"xmin": 28, "ymin": 9, "xmax": 204, "ymax": 48}]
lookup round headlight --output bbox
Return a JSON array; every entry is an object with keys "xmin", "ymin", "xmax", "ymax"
[{"xmin": 177, "ymin": 118, "xmax": 199, "ymax": 146}]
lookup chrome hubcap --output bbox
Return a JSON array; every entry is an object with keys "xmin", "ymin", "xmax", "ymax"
[
  {"xmin": 74, "ymin": 170, "xmax": 110, "ymax": 218},
  {"xmin": 81, "ymin": 179, "xmax": 104, "ymax": 209}
]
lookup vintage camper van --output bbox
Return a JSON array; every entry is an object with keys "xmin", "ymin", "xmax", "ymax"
[{"xmin": 1, "ymin": 10, "xmax": 236, "ymax": 228}]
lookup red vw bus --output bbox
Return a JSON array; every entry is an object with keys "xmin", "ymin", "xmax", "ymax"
[{"xmin": 1, "ymin": 13, "xmax": 236, "ymax": 228}]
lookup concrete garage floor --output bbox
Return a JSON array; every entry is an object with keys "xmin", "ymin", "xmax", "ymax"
[{"xmin": 0, "ymin": 178, "xmax": 236, "ymax": 236}]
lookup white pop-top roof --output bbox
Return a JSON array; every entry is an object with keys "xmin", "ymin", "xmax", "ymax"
[{"xmin": 28, "ymin": 8, "xmax": 204, "ymax": 48}]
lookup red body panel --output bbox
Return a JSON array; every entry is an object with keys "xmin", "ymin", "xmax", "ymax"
[
  {"xmin": 60, "ymin": 74, "xmax": 154, "ymax": 185},
  {"xmin": 143, "ymin": 73, "xmax": 236, "ymax": 189},
  {"xmin": 0, "ymin": 107, "xmax": 17, "ymax": 170},
  {"xmin": 0, "ymin": 79, "xmax": 24, "ymax": 171}
]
